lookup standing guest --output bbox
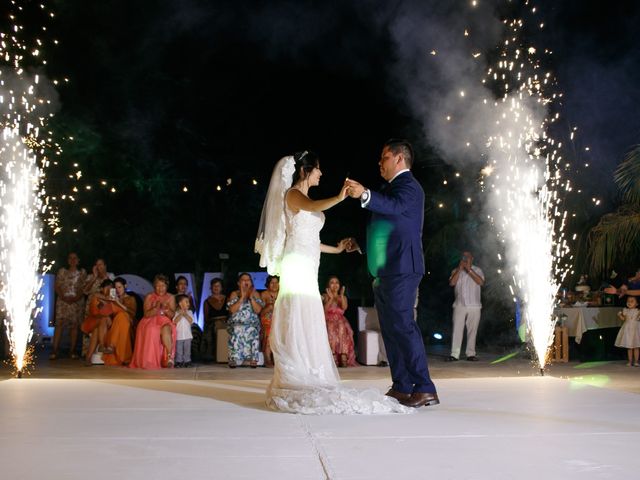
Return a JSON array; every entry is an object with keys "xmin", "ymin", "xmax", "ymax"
[
  {"xmin": 173, "ymin": 294, "xmax": 194, "ymax": 367},
  {"xmin": 346, "ymin": 139, "xmax": 439, "ymax": 408},
  {"xmin": 260, "ymin": 275, "xmax": 279, "ymax": 367},
  {"xmin": 202, "ymin": 278, "xmax": 228, "ymax": 361},
  {"xmin": 447, "ymin": 251, "xmax": 485, "ymax": 362},
  {"xmin": 226, "ymin": 273, "xmax": 264, "ymax": 368},
  {"xmin": 102, "ymin": 277, "xmax": 136, "ymax": 366},
  {"xmin": 614, "ymin": 296, "xmax": 640, "ymax": 366},
  {"xmin": 129, "ymin": 274, "xmax": 177, "ymax": 369},
  {"xmin": 175, "ymin": 275, "xmax": 200, "ymax": 360},
  {"xmin": 322, "ymin": 275, "xmax": 356, "ymax": 367},
  {"xmin": 81, "ymin": 279, "xmax": 116, "ymax": 365},
  {"xmin": 605, "ymin": 268, "xmax": 640, "ymax": 298},
  {"xmin": 51, "ymin": 252, "xmax": 87, "ymax": 360},
  {"xmin": 175, "ymin": 275, "xmax": 196, "ymax": 311}
]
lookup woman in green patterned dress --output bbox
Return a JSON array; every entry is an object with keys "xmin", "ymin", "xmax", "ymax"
[{"xmin": 226, "ymin": 273, "xmax": 264, "ymax": 368}]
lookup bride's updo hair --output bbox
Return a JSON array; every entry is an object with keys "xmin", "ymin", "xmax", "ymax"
[{"xmin": 292, "ymin": 150, "xmax": 320, "ymax": 185}]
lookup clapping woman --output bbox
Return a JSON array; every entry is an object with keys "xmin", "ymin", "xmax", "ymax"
[
  {"xmin": 129, "ymin": 274, "xmax": 177, "ymax": 369},
  {"xmin": 227, "ymin": 273, "xmax": 264, "ymax": 368},
  {"xmin": 322, "ymin": 276, "xmax": 356, "ymax": 367},
  {"xmin": 260, "ymin": 275, "xmax": 279, "ymax": 367},
  {"xmin": 102, "ymin": 277, "xmax": 137, "ymax": 366}
]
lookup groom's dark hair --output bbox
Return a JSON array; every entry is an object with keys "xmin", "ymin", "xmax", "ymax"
[{"xmin": 384, "ymin": 139, "xmax": 414, "ymax": 168}]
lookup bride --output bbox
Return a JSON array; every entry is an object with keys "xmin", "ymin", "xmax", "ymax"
[{"xmin": 255, "ymin": 151, "xmax": 411, "ymax": 414}]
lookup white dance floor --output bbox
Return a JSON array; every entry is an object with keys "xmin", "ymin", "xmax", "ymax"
[{"xmin": 1, "ymin": 374, "xmax": 639, "ymax": 479}]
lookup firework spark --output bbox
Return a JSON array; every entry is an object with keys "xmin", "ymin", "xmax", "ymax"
[
  {"xmin": 484, "ymin": 3, "xmax": 569, "ymax": 368},
  {"xmin": 0, "ymin": 1, "xmax": 57, "ymax": 376}
]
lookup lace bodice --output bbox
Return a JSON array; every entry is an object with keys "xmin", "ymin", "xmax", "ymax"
[{"xmin": 284, "ymin": 206, "xmax": 325, "ymax": 261}]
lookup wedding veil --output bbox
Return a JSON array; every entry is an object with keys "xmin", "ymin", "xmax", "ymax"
[{"xmin": 254, "ymin": 155, "xmax": 296, "ymax": 275}]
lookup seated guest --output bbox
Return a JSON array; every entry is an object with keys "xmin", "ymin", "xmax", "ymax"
[
  {"xmin": 51, "ymin": 252, "xmax": 87, "ymax": 360},
  {"xmin": 322, "ymin": 276, "xmax": 356, "ymax": 367},
  {"xmin": 129, "ymin": 274, "xmax": 177, "ymax": 369},
  {"xmin": 83, "ymin": 258, "xmax": 113, "ymax": 299},
  {"xmin": 102, "ymin": 277, "xmax": 137, "ymax": 366},
  {"xmin": 227, "ymin": 273, "xmax": 263, "ymax": 368},
  {"xmin": 81, "ymin": 279, "xmax": 116, "ymax": 365},
  {"xmin": 260, "ymin": 275, "xmax": 279, "ymax": 368},
  {"xmin": 202, "ymin": 278, "xmax": 228, "ymax": 362},
  {"xmin": 81, "ymin": 258, "xmax": 114, "ymax": 358}
]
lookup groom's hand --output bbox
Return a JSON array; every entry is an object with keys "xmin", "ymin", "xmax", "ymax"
[
  {"xmin": 345, "ymin": 237, "xmax": 362, "ymax": 254},
  {"xmin": 345, "ymin": 179, "xmax": 365, "ymax": 198}
]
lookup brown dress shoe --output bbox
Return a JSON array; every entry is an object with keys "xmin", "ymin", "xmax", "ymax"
[
  {"xmin": 385, "ymin": 388, "xmax": 412, "ymax": 402},
  {"xmin": 401, "ymin": 392, "xmax": 440, "ymax": 408}
]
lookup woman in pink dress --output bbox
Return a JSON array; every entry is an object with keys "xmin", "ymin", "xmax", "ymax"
[
  {"xmin": 129, "ymin": 274, "xmax": 177, "ymax": 369},
  {"xmin": 321, "ymin": 276, "xmax": 356, "ymax": 367}
]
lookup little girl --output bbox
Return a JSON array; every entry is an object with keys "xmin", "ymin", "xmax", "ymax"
[
  {"xmin": 173, "ymin": 294, "xmax": 194, "ymax": 367},
  {"xmin": 614, "ymin": 296, "xmax": 640, "ymax": 366}
]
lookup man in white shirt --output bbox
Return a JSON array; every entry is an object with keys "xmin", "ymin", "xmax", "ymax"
[{"xmin": 447, "ymin": 251, "xmax": 484, "ymax": 361}]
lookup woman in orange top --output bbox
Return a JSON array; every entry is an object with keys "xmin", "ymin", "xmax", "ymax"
[
  {"xmin": 102, "ymin": 277, "xmax": 137, "ymax": 366},
  {"xmin": 81, "ymin": 279, "xmax": 116, "ymax": 365},
  {"xmin": 260, "ymin": 275, "xmax": 279, "ymax": 367}
]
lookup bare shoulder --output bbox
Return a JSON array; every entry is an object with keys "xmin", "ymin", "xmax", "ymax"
[{"xmin": 286, "ymin": 188, "xmax": 305, "ymax": 212}]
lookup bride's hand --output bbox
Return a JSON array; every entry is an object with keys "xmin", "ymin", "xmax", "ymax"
[
  {"xmin": 338, "ymin": 181, "xmax": 350, "ymax": 201},
  {"xmin": 337, "ymin": 238, "xmax": 350, "ymax": 253},
  {"xmin": 344, "ymin": 237, "xmax": 361, "ymax": 254}
]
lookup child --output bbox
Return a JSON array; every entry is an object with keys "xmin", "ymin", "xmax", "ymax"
[
  {"xmin": 614, "ymin": 296, "xmax": 640, "ymax": 366},
  {"xmin": 173, "ymin": 294, "xmax": 194, "ymax": 367}
]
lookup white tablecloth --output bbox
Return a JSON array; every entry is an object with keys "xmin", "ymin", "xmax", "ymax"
[{"xmin": 555, "ymin": 307, "xmax": 623, "ymax": 344}]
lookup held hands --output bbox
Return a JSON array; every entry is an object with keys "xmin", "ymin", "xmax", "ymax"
[
  {"xmin": 345, "ymin": 179, "xmax": 365, "ymax": 199},
  {"xmin": 337, "ymin": 237, "xmax": 361, "ymax": 254},
  {"xmin": 345, "ymin": 237, "xmax": 362, "ymax": 254}
]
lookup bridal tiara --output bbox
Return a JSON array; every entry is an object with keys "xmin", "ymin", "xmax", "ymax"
[{"xmin": 297, "ymin": 150, "xmax": 308, "ymax": 163}]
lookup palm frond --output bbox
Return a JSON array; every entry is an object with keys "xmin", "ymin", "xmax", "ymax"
[
  {"xmin": 614, "ymin": 145, "xmax": 640, "ymax": 205},
  {"xmin": 586, "ymin": 204, "xmax": 640, "ymax": 276}
]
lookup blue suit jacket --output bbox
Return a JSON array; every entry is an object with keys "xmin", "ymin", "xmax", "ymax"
[{"xmin": 365, "ymin": 171, "xmax": 425, "ymax": 278}]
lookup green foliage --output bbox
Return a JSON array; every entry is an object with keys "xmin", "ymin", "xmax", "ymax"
[
  {"xmin": 614, "ymin": 145, "xmax": 640, "ymax": 205},
  {"xmin": 587, "ymin": 145, "xmax": 640, "ymax": 277}
]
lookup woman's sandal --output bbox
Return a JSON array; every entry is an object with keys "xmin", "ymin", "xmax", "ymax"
[
  {"xmin": 249, "ymin": 360, "xmax": 258, "ymax": 368},
  {"xmin": 339, "ymin": 353, "xmax": 348, "ymax": 368},
  {"xmin": 161, "ymin": 348, "xmax": 172, "ymax": 368}
]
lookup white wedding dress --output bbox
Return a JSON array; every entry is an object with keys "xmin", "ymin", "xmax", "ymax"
[{"xmin": 266, "ymin": 202, "xmax": 412, "ymax": 414}]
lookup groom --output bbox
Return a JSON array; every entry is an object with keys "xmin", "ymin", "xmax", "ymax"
[{"xmin": 346, "ymin": 139, "xmax": 438, "ymax": 407}]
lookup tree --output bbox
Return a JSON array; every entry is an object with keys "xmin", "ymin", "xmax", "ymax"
[{"xmin": 587, "ymin": 145, "xmax": 640, "ymax": 276}]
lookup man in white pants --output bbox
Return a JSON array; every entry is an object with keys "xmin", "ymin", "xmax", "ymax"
[{"xmin": 447, "ymin": 251, "xmax": 484, "ymax": 361}]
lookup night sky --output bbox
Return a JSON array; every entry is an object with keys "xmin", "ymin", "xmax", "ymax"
[{"xmin": 10, "ymin": 0, "xmax": 639, "ymax": 323}]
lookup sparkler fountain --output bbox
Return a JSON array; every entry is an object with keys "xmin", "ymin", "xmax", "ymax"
[
  {"xmin": 0, "ymin": 2, "xmax": 57, "ymax": 377},
  {"xmin": 481, "ymin": 2, "xmax": 570, "ymax": 372}
]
